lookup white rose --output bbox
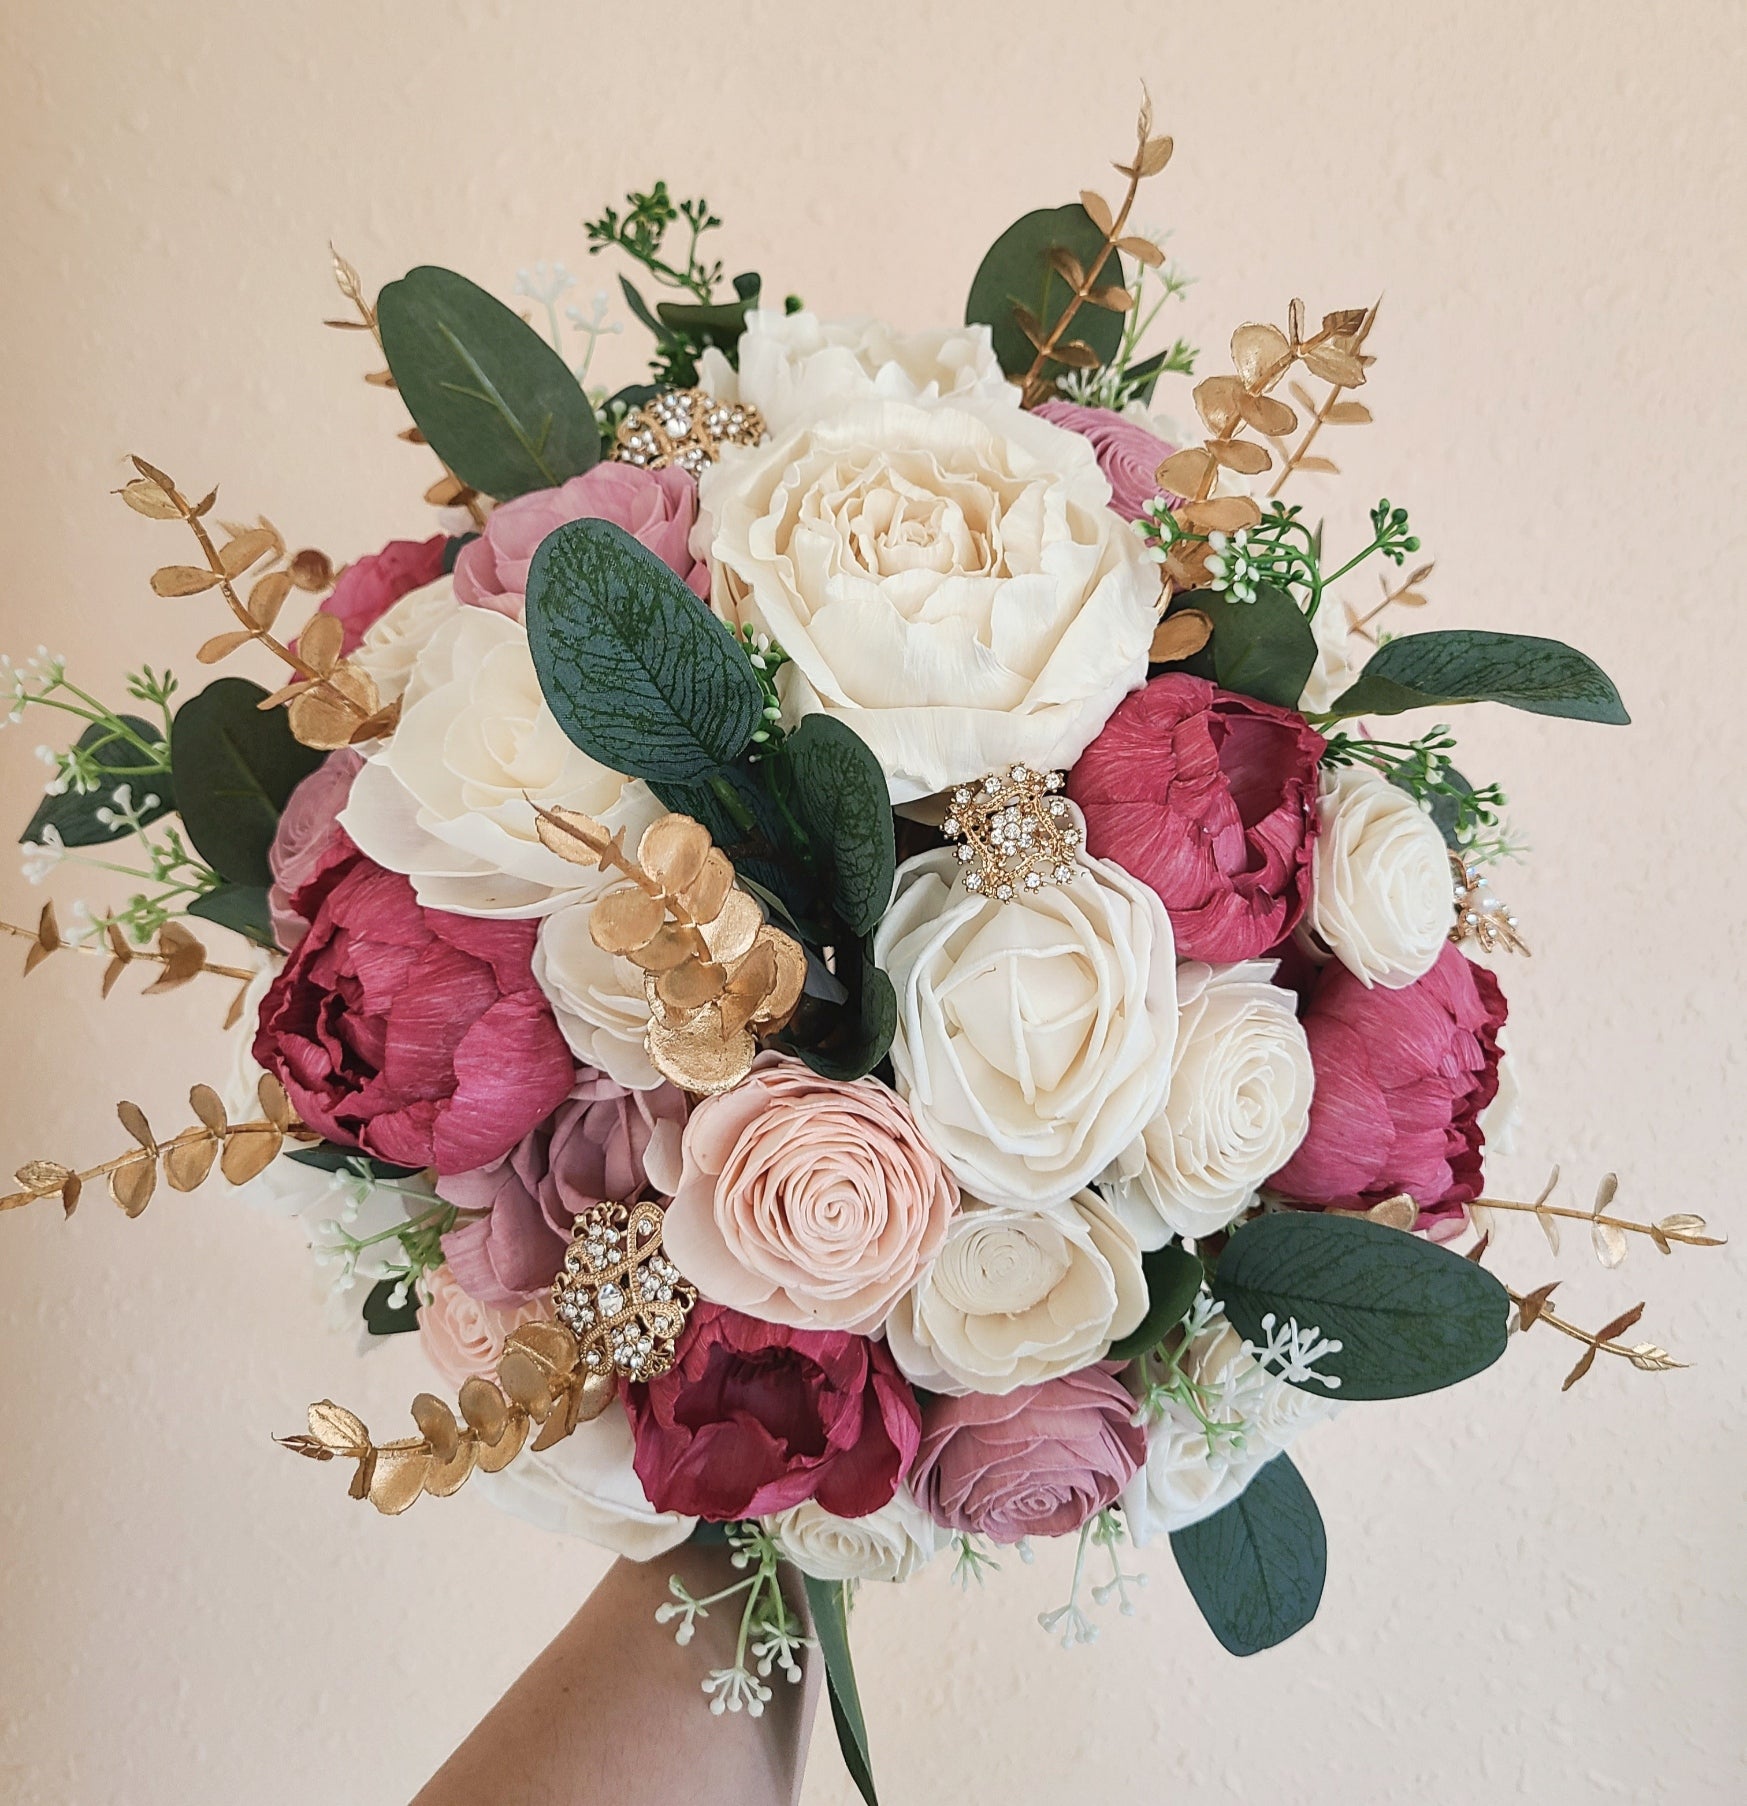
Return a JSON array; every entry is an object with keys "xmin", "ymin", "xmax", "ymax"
[
  {"xmin": 340, "ymin": 604, "xmax": 653, "ymax": 917},
  {"xmin": 474, "ymin": 1402, "xmax": 696, "ymax": 1562},
  {"xmin": 696, "ymin": 396, "xmax": 1156, "ymax": 803},
  {"xmin": 1305, "ymin": 763, "xmax": 1453, "ymax": 988},
  {"xmin": 349, "ymin": 572, "xmax": 463, "ymax": 709},
  {"xmin": 885, "ymin": 1189, "xmax": 1146, "ymax": 1394},
  {"xmin": 531, "ymin": 793, "xmax": 672, "ymax": 1088},
  {"xmin": 763, "ymin": 1489, "xmax": 940, "ymax": 1584},
  {"xmin": 1297, "ymin": 596, "xmax": 1357, "ymax": 714},
  {"xmin": 1103, "ymin": 961, "xmax": 1314, "ymax": 1246},
  {"xmin": 875, "ymin": 839, "xmax": 1176, "ymax": 1207},
  {"xmin": 699, "ymin": 308, "xmax": 1014, "ymax": 433}
]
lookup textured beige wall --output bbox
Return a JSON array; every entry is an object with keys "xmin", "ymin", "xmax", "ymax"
[{"xmin": 1, "ymin": 2, "xmax": 1743, "ymax": 1801}]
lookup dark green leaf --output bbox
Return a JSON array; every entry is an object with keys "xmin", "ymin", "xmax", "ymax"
[
  {"xmin": 169, "ymin": 677, "xmax": 324, "ymax": 887},
  {"xmin": 617, "ymin": 275, "xmax": 671, "ymax": 342},
  {"xmin": 362, "ymin": 1275, "xmax": 420, "ymax": 1337},
  {"xmin": 965, "ymin": 204, "xmax": 1126, "ymax": 379},
  {"xmin": 1170, "ymin": 1452, "xmax": 1326, "ymax": 1656},
  {"xmin": 526, "ymin": 519, "xmax": 763, "ymax": 783},
  {"xmin": 1124, "ymin": 347, "xmax": 1170, "ymax": 405},
  {"xmin": 21, "ymin": 716, "xmax": 173, "ymax": 848},
  {"xmin": 803, "ymin": 1576, "xmax": 878, "ymax": 1806},
  {"xmin": 1215, "ymin": 1212, "xmax": 1510, "ymax": 1401},
  {"xmin": 777, "ymin": 937, "xmax": 895, "ymax": 1082},
  {"xmin": 1162, "ymin": 585, "xmax": 1316, "ymax": 709},
  {"xmin": 185, "ymin": 882, "xmax": 276, "ymax": 947},
  {"xmin": 781, "ymin": 717, "xmax": 895, "ymax": 937},
  {"xmin": 1393, "ymin": 760, "xmax": 1473, "ymax": 850},
  {"xmin": 1328, "ymin": 630, "xmax": 1629, "ymax": 725},
  {"xmin": 656, "ymin": 285, "xmax": 759, "ymax": 349},
  {"xmin": 440, "ymin": 533, "xmax": 477, "ymax": 575},
  {"xmin": 287, "ymin": 1143, "xmax": 426, "ymax": 1180},
  {"xmin": 1107, "ymin": 1241, "xmax": 1203, "ymax": 1361},
  {"xmin": 377, "ymin": 266, "xmax": 600, "ymax": 500}
]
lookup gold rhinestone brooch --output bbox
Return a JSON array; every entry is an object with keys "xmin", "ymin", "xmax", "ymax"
[
  {"xmin": 1448, "ymin": 851, "xmax": 1529, "ymax": 956},
  {"xmin": 612, "ymin": 387, "xmax": 766, "ymax": 476},
  {"xmin": 941, "ymin": 765, "xmax": 1083, "ymax": 900},
  {"xmin": 551, "ymin": 1200, "xmax": 697, "ymax": 1388}
]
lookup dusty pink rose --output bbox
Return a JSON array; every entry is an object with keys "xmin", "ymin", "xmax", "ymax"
[
  {"xmin": 1270, "ymin": 940, "xmax": 1508, "ymax": 1236},
  {"xmin": 437, "ymin": 1073, "xmax": 690, "ymax": 1307},
  {"xmin": 662, "ymin": 1053, "xmax": 958, "ymax": 1333},
  {"xmin": 418, "ymin": 1265, "xmax": 549, "ymax": 1391},
  {"xmin": 311, "ymin": 536, "xmax": 447, "ymax": 656},
  {"xmin": 909, "ymin": 1367, "xmax": 1145, "ymax": 1544},
  {"xmin": 1034, "ymin": 399, "xmax": 1179, "ymax": 521},
  {"xmin": 267, "ymin": 749, "xmax": 363, "ymax": 952},
  {"xmin": 453, "ymin": 464, "xmax": 708, "ymax": 618},
  {"xmin": 1069, "ymin": 672, "xmax": 1325, "ymax": 961},
  {"xmin": 253, "ymin": 851, "xmax": 576, "ymax": 1174}
]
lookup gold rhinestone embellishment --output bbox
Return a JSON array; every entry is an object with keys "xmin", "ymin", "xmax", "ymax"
[
  {"xmin": 1448, "ymin": 851, "xmax": 1529, "ymax": 956},
  {"xmin": 612, "ymin": 387, "xmax": 766, "ymax": 476},
  {"xmin": 941, "ymin": 765, "xmax": 1083, "ymax": 900},
  {"xmin": 551, "ymin": 1200, "xmax": 697, "ymax": 1386}
]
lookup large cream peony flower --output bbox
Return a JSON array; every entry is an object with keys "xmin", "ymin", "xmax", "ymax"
[
  {"xmin": 696, "ymin": 397, "xmax": 1158, "ymax": 803},
  {"xmin": 874, "ymin": 839, "xmax": 1177, "ymax": 1207},
  {"xmin": 884, "ymin": 1189, "xmax": 1147, "ymax": 1395}
]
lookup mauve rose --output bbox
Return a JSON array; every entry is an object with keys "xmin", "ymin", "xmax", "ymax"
[
  {"xmin": 313, "ymin": 536, "xmax": 447, "ymax": 657},
  {"xmin": 1270, "ymin": 940, "xmax": 1508, "ymax": 1235},
  {"xmin": 1069, "ymin": 672, "xmax": 1325, "ymax": 962},
  {"xmin": 909, "ymin": 1366, "xmax": 1145, "ymax": 1544},
  {"xmin": 253, "ymin": 851, "xmax": 575, "ymax": 1174},
  {"xmin": 453, "ymin": 464, "xmax": 708, "ymax": 618},
  {"xmin": 1034, "ymin": 399, "xmax": 1179, "ymax": 521},
  {"xmin": 437, "ymin": 1073, "xmax": 689, "ymax": 1306},
  {"xmin": 626, "ymin": 1304, "xmax": 921, "ymax": 1521},
  {"xmin": 266, "ymin": 749, "xmax": 362, "ymax": 952}
]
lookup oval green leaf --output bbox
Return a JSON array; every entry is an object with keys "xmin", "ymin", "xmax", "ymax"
[
  {"xmin": 21, "ymin": 716, "xmax": 174, "ymax": 849},
  {"xmin": 965, "ymin": 204, "xmax": 1126, "ymax": 379},
  {"xmin": 803, "ymin": 1575, "xmax": 879, "ymax": 1806},
  {"xmin": 1108, "ymin": 1241, "xmax": 1204, "ymax": 1361},
  {"xmin": 782, "ymin": 715, "xmax": 895, "ymax": 938},
  {"xmin": 185, "ymin": 881, "xmax": 276, "ymax": 948},
  {"xmin": 1161, "ymin": 584, "xmax": 1317, "ymax": 708},
  {"xmin": 1328, "ymin": 630, "xmax": 1629, "ymax": 724}
]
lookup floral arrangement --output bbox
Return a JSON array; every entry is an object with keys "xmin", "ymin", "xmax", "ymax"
[{"xmin": 3, "ymin": 102, "xmax": 1722, "ymax": 1801}]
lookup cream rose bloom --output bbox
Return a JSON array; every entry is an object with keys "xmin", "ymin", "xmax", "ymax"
[
  {"xmin": 875, "ymin": 839, "xmax": 1177, "ymax": 1207},
  {"xmin": 696, "ymin": 397, "xmax": 1157, "ymax": 803},
  {"xmin": 763, "ymin": 1489, "xmax": 940, "ymax": 1584},
  {"xmin": 348, "ymin": 572, "xmax": 463, "ymax": 709},
  {"xmin": 885, "ymin": 1189, "xmax": 1147, "ymax": 1395},
  {"xmin": 1305, "ymin": 763, "xmax": 1453, "ymax": 988},
  {"xmin": 1123, "ymin": 1311, "xmax": 1341, "ymax": 1541},
  {"xmin": 340, "ymin": 604, "xmax": 653, "ymax": 917},
  {"xmin": 1297, "ymin": 595, "xmax": 1358, "ymax": 714},
  {"xmin": 1103, "ymin": 961, "xmax": 1314, "ymax": 1247},
  {"xmin": 699, "ymin": 308, "xmax": 1014, "ymax": 433}
]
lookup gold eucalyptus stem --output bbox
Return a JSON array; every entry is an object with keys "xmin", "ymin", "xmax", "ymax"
[
  {"xmin": 1477, "ymin": 1195, "xmax": 1724, "ymax": 1247},
  {"xmin": 1019, "ymin": 176, "xmax": 1139, "ymax": 407},
  {"xmin": 0, "ymin": 918, "xmax": 254, "ymax": 984},
  {"xmin": 1266, "ymin": 305, "xmax": 1377, "ymax": 500}
]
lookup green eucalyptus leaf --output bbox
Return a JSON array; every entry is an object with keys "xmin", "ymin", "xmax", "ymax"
[
  {"xmin": 169, "ymin": 677, "xmax": 324, "ymax": 887},
  {"xmin": 803, "ymin": 1576, "xmax": 879, "ymax": 1806},
  {"xmin": 965, "ymin": 204, "xmax": 1126, "ymax": 379},
  {"xmin": 1215, "ymin": 1212, "xmax": 1511, "ymax": 1401},
  {"xmin": 781, "ymin": 716, "xmax": 895, "ymax": 938},
  {"xmin": 185, "ymin": 882, "xmax": 276, "ymax": 947},
  {"xmin": 1107, "ymin": 1241, "xmax": 1204, "ymax": 1362},
  {"xmin": 362, "ymin": 1275, "xmax": 420, "ymax": 1337},
  {"xmin": 287, "ymin": 1143, "xmax": 426, "ymax": 1181},
  {"xmin": 1159, "ymin": 585, "xmax": 1316, "ymax": 708},
  {"xmin": 1328, "ymin": 630, "xmax": 1629, "ymax": 725},
  {"xmin": 776, "ymin": 937, "xmax": 895, "ymax": 1082},
  {"xmin": 1169, "ymin": 1452, "xmax": 1326, "ymax": 1656},
  {"xmin": 526, "ymin": 519, "xmax": 763, "ymax": 783},
  {"xmin": 377, "ymin": 266, "xmax": 600, "ymax": 500},
  {"xmin": 21, "ymin": 716, "xmax": 174, "ymax": 849}
]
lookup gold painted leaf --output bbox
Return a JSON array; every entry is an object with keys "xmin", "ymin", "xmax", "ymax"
[
  {"xmin": 163, "ymin": 1135, "xmax": 219, "ymax": 1192},
  {"xmin": 720, "ymin": 939, "xmax": 778, "ymax": 1037},
  {"xmin": 1086, "ymin": 283, "xmax": 1133, "ymax": 314},
  {"xmin": 1240, "ymin": 392, "xmax": 1298, "ymax": 437},
  {"xmin": 1136, "ymin": 133, "xmax": 1174, "ymax": 177},
  {"xmin": 498, "ymin": 1348, "xmax": 558, "ymax": 1419},
  {"xmin": 1327, "ymin": 401, "xmax": 1373, "ymax": 425},
  {"xmin": 1046, "ymin": 246, "xmax": 1087, "ymax": 291},
  {"xmin": 308, "ymin": 1400, "xmax": 370, "ymax": 1454},
  {"xmin": 1156, "ymin": 447, "xmax": 1216, "ymax": 497},
  {"xmin": 1150, "ymin": 609, "xmax": 1213, "ymax": 665},
  {"xmin": 755, "ymin": 929, "xmax": 808, "ymax": 1028},
  {"xmin": 657, "ymin": 959, "xmax": 726, "ymax": 1011},
  {"xmin": 144, "ymin": 922, "xmax": 207, "ymax": 992},
  {"xmin": 288, "ymin": 549, "xmax": 336, "ymax": 592},
  {"xmin": 188, "ymin": 1084, "xmax": 228, "ymax": 1137},
  {"xmin": 411, "ymin": 1393, "xmax": 459, "ymax": 1462},
  {"xmin": 117, "ymin": 1100, "xmax": 156, "ymax": 1151},
  {"xmin": 119, "ymin": 477, "xmax": 181, "ymax": 518},
  {"xmin": 1175, "ymin": 495, "xmax": 1262, "ymax": 534},
  {"xmin": 286, "ymin": 664, "xmax": 377, "ymax": 751},
  {"xmin": 150, "ymin": 564, "xmax": 221, "ymax": 598},
  {"xmin": 590, "ymin": 886, "xmax": 666, "ymax": 955},
  {"xmin": 366, "ymin": 1441, "xmax": 431, "ymax": 1515},
  {"xmin": 1365, "ymin": 1194, "xmax": 1418, "ymax": 1231},
  {"xmin": 1300, "ymin": 344, "xmax": 1366, "ymax": 387},
  {"xmin": 110, "ymin": 1154, "xmax": 156, "ymax": 1217},
  {"xmin": 508, "ymin": 1320, "xmax": 580, "ymax": 1375},
  {"xmin": 473, "ymin": 1410, "xmax": 527, "ymax": 1474},
  {"xmin": 1535, "ymin": 1207, "xmax": 1562, "ymax": 1256},
  {"xmin": 458, "ymin": 1377, "xmax": 508, "ymax": 1444},
  {"xmin": 1210, "ymin": 438, "xmax": 1273, "ymax": 476},
  {"xmin": 220, "ymin": 1124, "xmax": 283, "ymax": 1184},
  {"xmin": 532, "ymin": 805, "xmax": 611, "ymax": 867},
  {"xmin": 1516, "ymin": 1281, "xmax": 1559, "ymax": 1329},
  {"xmin": 677, "ymin": 848, "xmax": 735, "ymax": 923},
  {"xmin": 296, "ymin": 610, "xmax": 345, "ymax": 676},
  {"xmin": 700, "ymin": 888, "xmax": 762, "ymax": 965},
  {"xmin": 197, "ymin": 630, "xmax": 255, "ymax": 665},
  {"xmin": 248, "ymin": 569, "xmax": 294, "ymax": 629},
  {"xmin": 1115, "ymin": 235, "xmax": 1164, "ymax": 267},
  {"xmin": 1050, "ymin": 338, "xmax": 1102, "ymax": 370},
  {"xmin": 14, "ymin": 1160, "xmax": 73, "ymax": 1195},
  {"xmin": 257, "ymin": 1073, "xmax": 292, "ymax": 1130},
  {"xmin": 1560, "ymin": 1345, "xmax": 1597, "ymax": 1391},
  {"xmin": 1078, "ymin": 190, "xmax": 1114, "ymax": 236},
  {"xmin": 1294, "ymin": 456, "xmax": 1340, "ymax": 476},
  {"xmin": 219, "ymin": 527, "xmax": 278, "ymax": 576},
  {"xmin": 636, "ymin": 814, "xmax": 712, "ymax": 892},
  {"xmin": 646, "ymin": 1006, "xmax": 757, "ymax": 1096},
  {"xmin": 1230, "ymin": 322, "xmax": 1294, "ymax": 390},
  {"xmin": 1594, "ymin": 1303, "xmax": 1646, "ymax": 1344},
  {"xmin": 422, "ymin": 1435, "xmax": 477, "ymax": 1497},
  {"xmin": 573, "ymin": 1366, "xmax": 618, "ymax": 1424},
  {"xmin": 628, "ymin": 921, "xmax": 698, "ymax": 974}
]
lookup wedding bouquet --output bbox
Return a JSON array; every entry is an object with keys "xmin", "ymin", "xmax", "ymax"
[{"xmin": 3, "ymin": 102, "xmax": 1720, "ymax": 1801}]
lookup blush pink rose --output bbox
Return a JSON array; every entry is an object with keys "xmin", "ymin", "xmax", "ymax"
[
  {"xmin": 453, "ymin": 464, "xmax": 708, "ymax": 618},
  {"xmin": 1069, "ymin": 672, "xmax": 1325, "ymax": 962},
  {"xmin": 1034, "ymin": 399, "xmax": 1180, "ymax": 521},
  {"xmin": 266, "ymin": 749, "xmax": 363, "ymax": 952},
  {"xmin": 1269, "ymin": 941, "xmax": 1508, "ymax": 1236},
  {"xmin": 253, "ymin": 851, "xmax": 576, "ymax": 1174},
  {"xmin": 909, "ymin": 1367, "xmax": 1145, "ymax": 1544},
  {"xmin": 662, "ymin": 1053, "xmax": 958, "ymax": 1333},
  {"xmin": 311, "ymin": 536, "xmax": 448, "ymax": 656},
  {"xmin": 436, "ymin": 1073, "xmax": 689, "ymax": 1307},
  {"xmin": 418, "ymin": 1266, "xmax": 549, "ymax": 1391}
]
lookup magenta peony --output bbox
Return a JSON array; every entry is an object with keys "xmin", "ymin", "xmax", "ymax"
[
  {"xmin": 437, "ymin": 1073, "xmax": 689, "ymax": 1306},
  {"xmin": 908, "ymin": 1367, "xmax": 1146, "ymax": 1544},
  {"xmin": 1034, "ymin": 398, "xmax": 1180, "ymax": 521},
  {"xmin": 1269, "ymin": 940, "xmax": 1508, "ymax": 1234},
  {"xmin": 253, "ymin": 851, "xmax": 575, "ymax": 1174},
  {"xmin": 310, "ymin": 535, "xmax": 447, "ymax": 657},
  {"xmin": 453, "ymin": 464, "xmax": 708, "ymax": 618},
  {"xmin": 1068, "ymin": 671, "xmax": 1325, "ymax": 961},
  {"xmin": 626, "ymin": 1304, "xmax": 921, "ymax": 1521},
  {"xmin": 266, "ymin": 749, "xmax": 362, "ymax": 952}
]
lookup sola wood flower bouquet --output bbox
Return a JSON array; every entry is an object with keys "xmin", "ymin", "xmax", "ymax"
[{"xmin": 3, "ymin": 101, "xmax": 1723, "ymax": 1800}]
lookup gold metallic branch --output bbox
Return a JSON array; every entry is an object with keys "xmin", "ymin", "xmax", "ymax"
[
  {"xmin": 1266, "ymin": 301, "xmax": 1380, "ymax": 497},
  {"xmin": 1469, "ymin": 1169, "xmax": 1723, "ymax": 1267},
  {"xmin": 1508, "ymin": 1284, "xmax": 1687, "ymax": 1391},
  {"xmin": 4, "ymin": 906, "xmax": 256, "ymax": 1025}
]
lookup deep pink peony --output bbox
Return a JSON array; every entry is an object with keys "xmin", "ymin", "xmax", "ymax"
[
  {"xmin": 1034, "ymin": 399, "xmax": 1180, "ymax": 521},
  {"xmin": 437, "ymin": 1073, "xmax": 689, "ymax": 1306},
  {"xmin": 1269, "ymin": 940, "xmax": 1508, "ymax": 1235},
  {"xmin": 311, "ymin": 536, "xmax": 447, "ymax": 657},
  {"xmin": 453, "ymin": 464, "xmax": 708, "ymax": 618},
  {"xmin": 1068, "ymin": 672, "xmax": 1325, "ymax": 961},
  {"xmin": 253, "ymin": 851, "xmax": 575, "ymax": 1175},
  {"xmin": 266, "ymin": 749, "xmax": 363, "ymax": 952},
  {"xmin": 626, "ymin": 1304, "xmax": 921, "ymax": 1521},
  {"xmin": 909, "ymin": 1367, "xmax": 1145, "ymax": 1544}
]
